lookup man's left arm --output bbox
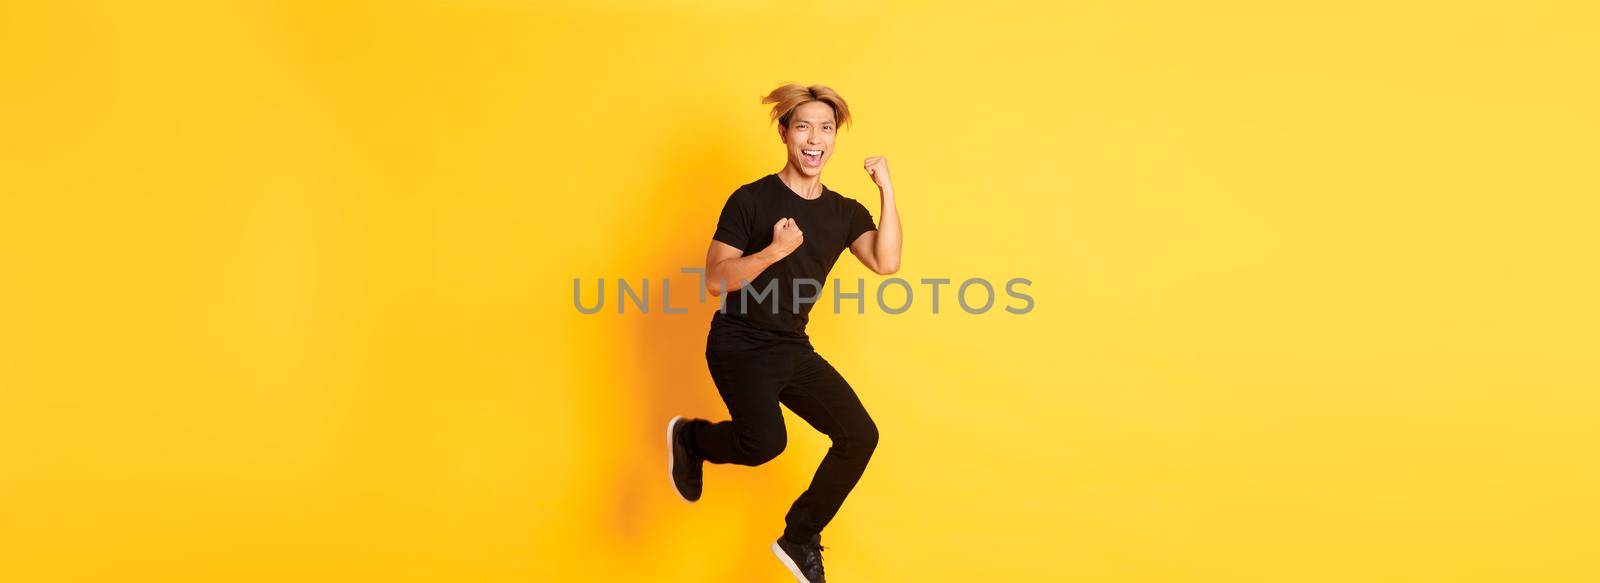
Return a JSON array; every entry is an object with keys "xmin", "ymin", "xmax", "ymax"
[{"xmin": 849, "ymin": 155, "xmax": 902, "ymax": 275}]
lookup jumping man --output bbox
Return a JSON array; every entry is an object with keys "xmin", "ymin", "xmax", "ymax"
[{"xmin": 667, "ymin": 82, "xmax": 903, "ymax": 583}]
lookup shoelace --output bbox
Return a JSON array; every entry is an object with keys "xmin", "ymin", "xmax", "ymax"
[{"xmin": 802, "ymin": 544, "xmax": 828, "ymax": 573}]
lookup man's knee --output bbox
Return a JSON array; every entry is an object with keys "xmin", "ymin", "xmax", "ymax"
[
  {"xmin": 739, "ymin": 432, "xmax": 787, "ymax": 466},
  {"xmin": 834, "ymin": 418, "xmax": 878, "ymax": 455},
  {"xmin": 860, "ymin": 419, "xmax": 879, "ymax": 452}
]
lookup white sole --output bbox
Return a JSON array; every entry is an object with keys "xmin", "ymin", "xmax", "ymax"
[
  {"xmin": 771, "ymin": 541, "xmax": 808, "ymax": 582},
  {"xmin": 667, "ymin": 416, "xmax": 695, "ymax": 504}
]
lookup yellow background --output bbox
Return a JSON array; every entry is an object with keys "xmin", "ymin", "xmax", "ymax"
[{"xmin": 2, "ymin": 1, "xmax": 1597, "ymax": 581}]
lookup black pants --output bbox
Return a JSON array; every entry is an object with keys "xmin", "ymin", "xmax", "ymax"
[{"xmin": 684, "ymin": 347, "xmax": 879, "ymax": 543}]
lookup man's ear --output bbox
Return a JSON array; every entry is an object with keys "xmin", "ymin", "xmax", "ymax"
[{"xmin": 777, "ymin": 125, "xmax": 787, "ymax": 143}]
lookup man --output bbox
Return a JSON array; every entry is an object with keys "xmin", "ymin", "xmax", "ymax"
[{"xmin": 666, "ymin": 82, "xmax": 902, "ymax": 583}]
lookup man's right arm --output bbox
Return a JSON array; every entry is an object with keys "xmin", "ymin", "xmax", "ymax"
[{"xmin": 706, "ymin": 218, "xmax": 804, "ymax": 297}]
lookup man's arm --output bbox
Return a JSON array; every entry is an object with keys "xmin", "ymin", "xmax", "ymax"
[
  {"xmin": 849, "ymin": 155, "xmax": 902, "ymax": 275},
  {"xmin": 706, "ymin": 218, "xmax": 805, "ymax": 297}
]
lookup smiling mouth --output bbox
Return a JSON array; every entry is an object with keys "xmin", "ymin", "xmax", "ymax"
[{"xmin": 801, "ymin": 149, "xmax": 823, "ymax": 165}]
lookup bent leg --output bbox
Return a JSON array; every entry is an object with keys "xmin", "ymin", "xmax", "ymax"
[
  {"xmin": 685, "ymin": 349, "xmax": 793, "ymax": 467},
  {"xmin": 777, "ymin": 351, "xmax": 879, "ymax": 543}
]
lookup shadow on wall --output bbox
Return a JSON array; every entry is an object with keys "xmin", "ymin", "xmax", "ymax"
[{"xmin": 605, "ymin": 111, "xmax": 795, "ymax": 580}]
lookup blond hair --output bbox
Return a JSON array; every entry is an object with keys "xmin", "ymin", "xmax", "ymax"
[{"xmin": 762, "ymin": 82, "xmax": 851, "ymax": 130}]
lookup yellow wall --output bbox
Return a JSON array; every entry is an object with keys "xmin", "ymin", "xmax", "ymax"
[{"xmin": 2, "ymin": 1, "xmax": 1596, "ymax": 581}]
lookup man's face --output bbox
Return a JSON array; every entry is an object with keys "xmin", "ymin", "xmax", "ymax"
[{"xmin": 781, "ymin": 101, "xmax": 837, "ymax": 178}]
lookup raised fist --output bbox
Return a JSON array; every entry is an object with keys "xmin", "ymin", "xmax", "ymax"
[
  {"xmin": 864, "ymin": 156, "xmax": 892, "ymax": 190},
  {"xmin": 770, "ymin": 217, "xmax": 804, "ymax": 258}
]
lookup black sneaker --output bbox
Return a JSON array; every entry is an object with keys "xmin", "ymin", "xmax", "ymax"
[
  {"xmin": 771, "ymin": 534, "xmax": 827, "ymax": 582},
  {"xmin": 666, "ymin": 416, "xmax": 703, "ymax": 503}
]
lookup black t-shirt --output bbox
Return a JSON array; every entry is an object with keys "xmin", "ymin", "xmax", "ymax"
[{"xmin": 707, "ymin": 173, "xmax": 877, "ymax": 353}]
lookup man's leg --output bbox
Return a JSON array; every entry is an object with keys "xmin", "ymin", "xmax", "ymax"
[
  {"xmin": 776, "ymin": 350, "xmax": 879, "ymax": 543},
  {"xmin": 685, "ymin": 349, "xmax": 793, "ymax": 467}
]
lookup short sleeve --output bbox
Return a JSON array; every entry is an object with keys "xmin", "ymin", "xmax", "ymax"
[
  {"xmin": 845, "ymin": 198, "xmax": 877, "ymax": 246},
  {"xmin": 711, "ymin": 189, "xmax": 753, "ymax": 252}
]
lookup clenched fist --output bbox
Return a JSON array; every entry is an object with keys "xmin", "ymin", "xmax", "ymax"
[
  {"xmin": 768, "ymin": 217, "xmax": 804, "ymax": 258},
  {"xmin": 864, "ymin": 156, "xmax": 892, "ymax": 190}
]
